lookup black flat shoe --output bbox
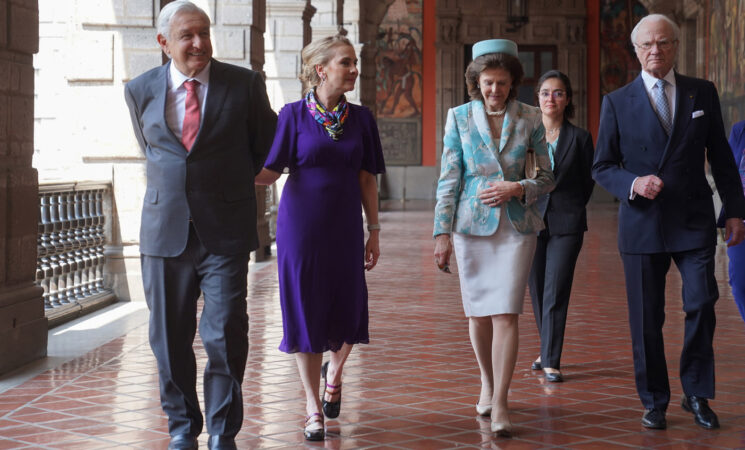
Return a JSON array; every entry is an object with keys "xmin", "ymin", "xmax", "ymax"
[
  {"xmin": 641, "ymin": 408, "xmax": 667, "ymax": 429},
  {"xmin": 682, "ymin": 395, "xmax": 720, "ymax": 429},
  {"xmin": 531, "ymin": 360, "xmax": 542, "ymax": 370},
  {"xmin": 544, "ymin": 370, "xmax": 563, "ymax": 383},
  {"xmin": 321, "ymin": 361, "xmax": 342, "ymax": 419}
]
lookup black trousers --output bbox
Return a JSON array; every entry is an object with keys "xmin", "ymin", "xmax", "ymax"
[
  {"xmin": 141, "ymin": 225, "xmax": 250, "ymax": 437},
  {"xmin": 529, "ymin": 232, "xmax": 584, "ymax": 369},
  {"xmin": 621, "ymin": 246, "xmax": 718, "ymax": 411}
]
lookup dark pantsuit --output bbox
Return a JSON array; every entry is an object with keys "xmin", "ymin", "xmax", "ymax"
[
  {"xmin": 529, "ymin": 232, "xmax": 584, "ymax": 369},
  {"xmin": 142, "ymin": 225, "xmax": 250, "ymax": 437},
  {"xmin": 621, "ymin": 246, "xmax": 718, "ymax": 411}
]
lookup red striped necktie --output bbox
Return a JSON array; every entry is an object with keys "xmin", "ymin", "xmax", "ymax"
[{"xmin": 181, "ymin": 80, "xmax": 200, "ymax": 151}]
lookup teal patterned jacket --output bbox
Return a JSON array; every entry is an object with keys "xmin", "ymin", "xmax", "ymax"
[{"xmin": 433, "ymin": 100, "xmax": 554, "ymax": 237}]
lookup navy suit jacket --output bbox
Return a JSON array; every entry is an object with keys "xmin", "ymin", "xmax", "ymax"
[
  {"xmin": 593, "ymin": 73, "xmax": 745, "ymax": 254},
  {"xmin": 125, "ymin": 60, "xmax": 277, "ymax": 257}
]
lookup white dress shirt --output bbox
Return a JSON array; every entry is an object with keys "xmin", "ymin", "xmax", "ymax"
[
  {"xmin": 629, "ymin": 69, "xmax": 677, "ymax": 200},
  {"xmin": 640, "ymin": 68, "xmax": 677, "ymax": 122},
  {"xmin": 165, "ymin": 62, "xmax": 211, "ymax": 141}
]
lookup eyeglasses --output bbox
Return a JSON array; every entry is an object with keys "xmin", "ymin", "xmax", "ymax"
[
  {"xmin": 539, "ymin": 90, "xmax": 566, "ymax": 100},
  {"xmin": 635, "ymin": 39, "xmax": 678, "ymax": 51}
]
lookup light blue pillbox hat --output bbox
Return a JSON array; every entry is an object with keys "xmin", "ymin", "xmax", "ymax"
[{"xmin": 472, "ymin": 39, "xmax": 518, "ymax": 59}]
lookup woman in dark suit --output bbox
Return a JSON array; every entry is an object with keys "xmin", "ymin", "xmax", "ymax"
[{"xmin": 528, "ymin": 70, "xmax": 594, "ymax": 382}]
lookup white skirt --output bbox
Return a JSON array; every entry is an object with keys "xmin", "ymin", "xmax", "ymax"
[{"xmin": 452, "ymin": 207, "xmax": 537, "ymax": 317}]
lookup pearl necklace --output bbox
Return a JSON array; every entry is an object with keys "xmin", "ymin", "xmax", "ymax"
[
  {"xmin": 546, "ymin": 127, "xmax": 560, "ymax": 134},
  {"xmin": 486, "ymin": 105, "xmax": 507, "ymax": 116}
]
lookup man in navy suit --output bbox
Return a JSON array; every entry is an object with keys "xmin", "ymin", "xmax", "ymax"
[
  {"xmin": 593, "ymin": 14, "xmax": 745, "ymax": 430},
  {"xmin": 124, "ymin": 1, "xmax": 276, "ymax": 448}
]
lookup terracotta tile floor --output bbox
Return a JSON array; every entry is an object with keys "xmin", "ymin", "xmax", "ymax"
[{"xmin": 2, "ymin": 203, "xmax": 745, "ymax": 449}]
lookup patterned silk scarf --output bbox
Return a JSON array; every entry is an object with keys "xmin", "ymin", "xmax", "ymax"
[{"xmin": 305, "ymin": 89, "xmax": 349, "ymax": 141}]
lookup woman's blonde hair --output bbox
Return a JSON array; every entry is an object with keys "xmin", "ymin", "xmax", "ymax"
[{"xmin": 299, "ymin": 34, "xmax": 354, "ymax": 93}]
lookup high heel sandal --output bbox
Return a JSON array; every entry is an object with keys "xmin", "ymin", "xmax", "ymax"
[
  {"xmin": 321, "ymin": 361, "xmax": 342, "ymax": 418},
  {"xmin": 475, "ymin": 403, "xmax": 492, "ymax": 416},
  {"xmin": 304, "ymin": 413, "xmax": 325, "ymax": 441},
  {"xmin": 491, "ymin": 420, "xmax": 513, "ymax": 438}
]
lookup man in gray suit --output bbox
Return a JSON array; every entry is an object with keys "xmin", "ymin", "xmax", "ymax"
[{"xmin": 124, "ymin": 1, "xmax": 276, "ymax": 448}]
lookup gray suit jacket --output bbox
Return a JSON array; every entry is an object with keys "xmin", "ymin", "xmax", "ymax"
[{"xmin": 125, "ymin": 60, "xmax": 277, "ymax": 257}]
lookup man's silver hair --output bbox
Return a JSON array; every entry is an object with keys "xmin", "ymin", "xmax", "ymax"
[
  {"xmin": 157, "ymin": 1, "xmax": 210, "ymax": 39},
  {"xmin": 630, "ymin": 13, "xmax": 681, "ymax": 45}
]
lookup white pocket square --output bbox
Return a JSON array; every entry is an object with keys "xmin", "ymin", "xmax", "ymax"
[{"xmin": 692, "ymin": 110, "xmax": 704, "ymax": 118}]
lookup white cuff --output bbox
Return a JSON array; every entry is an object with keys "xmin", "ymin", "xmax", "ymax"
[{"xmin": 629, "ymin": 177, "xmax": 638, "ymax": 200}]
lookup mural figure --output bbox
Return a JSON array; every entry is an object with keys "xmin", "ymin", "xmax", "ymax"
[
  {"xmin": 709, "ymin": 0, "xmax": 745, "ymax": 130},
  {"xmin": 599, "ymin": 0, "xmax": 648, "ymax": 95},
  {"xmin": 375, "ymin": 0, "xmax": 423, "ymax": 119},
  {"xmin": 378, "ymin": 29, "xmax": 422, "ymax": 117}
]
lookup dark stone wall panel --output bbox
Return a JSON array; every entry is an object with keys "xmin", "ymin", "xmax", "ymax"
[{"xmin": 0, "ymin": 0, "xmax": 46, "ymax": 375}]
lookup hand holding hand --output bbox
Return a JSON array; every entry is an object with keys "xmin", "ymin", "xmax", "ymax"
[
  {"xmin": 633, "ymin": 175, "xmax": 664, "ymax": 200},
  {"xmin": 479, "ymin": 181, "xmax": 523, "ymax": 207}
]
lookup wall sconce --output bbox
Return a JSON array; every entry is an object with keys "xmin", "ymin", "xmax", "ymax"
[{"xmin": 506, "ymin": 0, "xmax": 528, "ymax": 32}]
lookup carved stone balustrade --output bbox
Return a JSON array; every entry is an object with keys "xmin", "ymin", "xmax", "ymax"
[{"xmin": 37, "ymin": 182, "xmax": 116, "ymax": 327}]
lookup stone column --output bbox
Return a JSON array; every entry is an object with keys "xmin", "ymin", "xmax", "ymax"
[
  {"xmin": 358, "ymin": 0, "xmax": 395, "ymax": 115},
  {"xmin": 251, "ymin": 0, "xmax": 271, "ymax": 262},
  {"xmin": 336, "ymin": 0, "xmax": 347, "ymax": 35},
  {"xmin": 303, "ymin": 1, "xmax": 317, "ymax": 47},
  {"xmin": 435, "ymin": 4, "xmax": 462, "ymax": 173},
  {"xmin": 0, "ymin": 0, "xmax": 48, "ymax": 375}
]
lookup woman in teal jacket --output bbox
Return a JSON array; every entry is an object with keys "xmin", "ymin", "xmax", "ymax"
[{"xmin": 433, "ymin": 39, "xmax": 554, "ymax": 437}]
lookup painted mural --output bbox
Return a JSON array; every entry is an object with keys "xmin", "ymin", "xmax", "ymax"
[
  {"xmin": 375, "ymin": 0, "xmax": 423, "ymax": 118},
  {"xmin": 599, "ymin": 0, "xmax": 648, "ymax": 96},
  {"xmin": 709, "ymin": 0, "xmax": 745, "ymax": 131},
  {"xmin": 375, "ymin": 0, "xmax": 423, "ymax": 165}
]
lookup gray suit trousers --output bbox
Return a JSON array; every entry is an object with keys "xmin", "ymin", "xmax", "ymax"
[{"xmin": 141, "ymin": 224, "xmax": 250, "ymax": 438}]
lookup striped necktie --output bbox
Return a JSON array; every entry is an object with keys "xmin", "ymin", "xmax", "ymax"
[{"xmin": 654, "ymin": 79, "xmax": 672, "ymax": 136}]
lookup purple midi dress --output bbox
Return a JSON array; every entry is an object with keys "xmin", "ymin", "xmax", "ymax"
[{"xmin": 264, "ymin": 99, "xmax": 385, "ymax": 354}]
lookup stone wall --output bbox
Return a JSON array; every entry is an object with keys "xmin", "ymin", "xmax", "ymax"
[{"xmin": 0, "ymin": 0, "xmax": 48, "ymax": 375}]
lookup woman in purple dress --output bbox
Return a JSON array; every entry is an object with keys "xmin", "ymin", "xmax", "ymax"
[{"xmin": 255, "ymin": 34, "xmax": 385, "ymax": 441}]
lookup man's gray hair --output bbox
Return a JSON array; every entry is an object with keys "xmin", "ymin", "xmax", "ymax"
[
  {"xmin": 630, "ymin": 13, "xmax": 680, "ymax": 45},
  {"xmin": 157, "ymin": 1, "xmax": 210, "ymax": 39}
]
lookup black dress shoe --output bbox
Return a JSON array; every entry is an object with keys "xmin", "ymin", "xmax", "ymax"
[
  {"xmin": 682, "ymin": 395, "xmax": 720, "ymax": 429},
  {"xmin": 207, "ymin": 435, "xmax": 236, "ymax": 450},
  {"xmin": 544, "ymin": 370, "xmax": 563, "ymax": 382},
  {"xmin": 168, "ymin": 434, "xmax": 198, "ymax": 450},
  {"xmin": 641, "ymin": 408, "xmax": 667, "ymax": 429},
  {"xmin": 531, "ymin": 360, "xmax": 542, "ymax": 370}
]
